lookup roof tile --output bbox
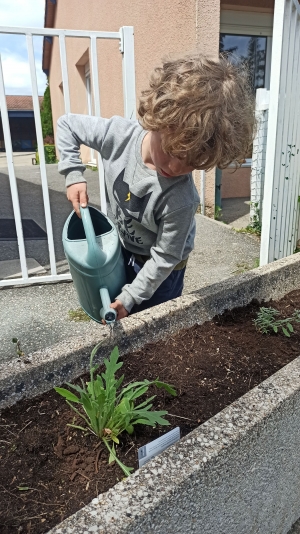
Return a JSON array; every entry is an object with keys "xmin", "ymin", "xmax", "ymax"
[{"xmin": 5, "ymin": 95, "xmax": 43, "ymax": 111}]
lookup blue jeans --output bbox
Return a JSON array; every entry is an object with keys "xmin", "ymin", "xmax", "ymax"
[{"xmin": 121, "ymin": 248, "xmax": 186, "ymax": 313}]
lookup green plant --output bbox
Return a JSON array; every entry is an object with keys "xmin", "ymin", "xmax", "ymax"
[
  {"xmin": 35, "ymin": 145, "xmax": 57, "ymax": 164},
  {"xmin": 214, "ymin": 205, "xmax": 222, "ymax": 221},
  {"xmin": 235, "ymin": 202, "xmax": 261, "ymax": 236},
  {"xmin": 55, "ymin": 344, "xmax": 176, "ymax": 476},
  {"xmin": 247, "ymin": 201, "xmax": 261, "ymax": 235},
  {"xmin": 86, "ymin": 165, "xmax": 98, "ymax": 171},
  {"xmin": 40, "ymin": 82, "xmax": 54, "ymax": 139},
  {"xmin": 254, "ymin": 307, "xmax": 300, "ymax": 337}
]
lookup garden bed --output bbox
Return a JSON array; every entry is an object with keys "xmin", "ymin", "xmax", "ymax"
[{"xmin": 1, "ymin": 285, "xmax": 300, "ymax": 533}]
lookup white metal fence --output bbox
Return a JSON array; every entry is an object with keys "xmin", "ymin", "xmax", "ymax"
[
  {"xmin": 260, "ymin": 0, "xmax": 300, "ymax": 265},
  {"xmin": 0, "ymin": 25, "xmax": 136, "ymax": 287},
  {"xmin": 250, "ymin": 88, "xmax": 270, "ymax": 223}
]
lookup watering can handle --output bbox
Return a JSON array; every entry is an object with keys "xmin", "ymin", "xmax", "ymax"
[{"xmin": 80, "ymin": 205, "xmax": 106, "ymax": 266}]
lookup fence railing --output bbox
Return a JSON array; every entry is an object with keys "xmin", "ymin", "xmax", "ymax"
[
  {"xmin": 260, "ymin": 0, "xmax": 300, "ymax": 265},
  {"xmin": 250, "ymin": 88, "xmax": 270, "ymax": 223},
  {"xmin": 0, "ymin": 25, "xmax": 136, "ymax": 287}
]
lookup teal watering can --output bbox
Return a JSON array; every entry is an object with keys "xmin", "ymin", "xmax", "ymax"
[{"xmin": 62, "ymin": 205, "xmax": 126, "ymax": 324}]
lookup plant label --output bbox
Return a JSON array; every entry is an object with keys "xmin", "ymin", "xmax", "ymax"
[{"xmin": 138, "ymin": 427, "xmax": 180, "ymax": 468}]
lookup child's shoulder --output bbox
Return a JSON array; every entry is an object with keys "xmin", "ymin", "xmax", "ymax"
[
  {"xmin": 108, "ymin": 115, "xmax": 141, "ymax": 130},
  {"xmin": 104, "ymin": 115, "xmax": 143, "ymax": 139}
]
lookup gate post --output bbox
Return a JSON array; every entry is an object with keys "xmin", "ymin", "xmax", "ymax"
[{"xmin": 120, "ymin": 26, "xmax": 136, "ymax": 120}]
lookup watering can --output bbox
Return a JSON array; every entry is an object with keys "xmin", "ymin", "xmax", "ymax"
[{"xmin": 62, "ymin": 205, "xmax": 126, "ymax": 324}]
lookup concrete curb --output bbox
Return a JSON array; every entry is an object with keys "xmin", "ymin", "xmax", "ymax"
[
  {"xmin": 2, "ymin": 254, "xmax": 300, "ymax": 533},
  {"xmin": 1, "ymin": 254, "xmax": 300, "ymax": 410}
]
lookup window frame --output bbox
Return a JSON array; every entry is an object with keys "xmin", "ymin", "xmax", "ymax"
[{"xmin": 220, "ymin": 9, "xmax": 273, "ymax": 166}]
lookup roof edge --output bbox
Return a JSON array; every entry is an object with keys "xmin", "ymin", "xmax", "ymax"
[{"xmin": 42, "ymin": 0, "xmax": 57, "ymax": 73}]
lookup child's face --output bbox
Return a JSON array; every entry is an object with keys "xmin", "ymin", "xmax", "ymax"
[{"xmin": 149, "ymin": 131, "xmax": 195, "ymax": 177}]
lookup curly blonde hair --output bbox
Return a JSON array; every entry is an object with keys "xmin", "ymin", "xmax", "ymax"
[{"xmin": 138, "ymin": 53, "xmax": 255, "ymax": 170}]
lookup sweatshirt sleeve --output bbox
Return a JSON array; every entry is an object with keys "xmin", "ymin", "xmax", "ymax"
[
  {"xmin": 116, "ymin": 202, "xmax": 198, "ymax": 312},
  {"xmin": 56, "ymin": 113, "xmax": 109, "ymax": 187}
]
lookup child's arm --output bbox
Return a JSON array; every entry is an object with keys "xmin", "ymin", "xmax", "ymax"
[{"xmin": 57, "ymin": 113, "xmax": 110, "ymax": 215}]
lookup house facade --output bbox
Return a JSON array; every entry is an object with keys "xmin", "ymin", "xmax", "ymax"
[{"xmin": 43, "ymin": 0, "xmax": 274, "ymax": 215}]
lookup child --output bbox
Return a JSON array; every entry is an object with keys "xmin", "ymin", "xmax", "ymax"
[{"xmin": 57, "ymin": 53, "xmax": 255, "ymax": 320}]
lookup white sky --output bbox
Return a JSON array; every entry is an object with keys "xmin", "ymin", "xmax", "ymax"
[{"xmin": 0, "ymin": 0, "xmax": 47, "ymax": 95}]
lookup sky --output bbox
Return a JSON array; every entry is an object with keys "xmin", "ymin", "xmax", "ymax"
[{"xmin": 0, "ymin": 0, "xmax": 47, "ymax": 95}]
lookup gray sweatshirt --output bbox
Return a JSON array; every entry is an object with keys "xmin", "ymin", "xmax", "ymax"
[{"xmin": 57, "ymin": 114, "xmax": 200, "ymax": 312}]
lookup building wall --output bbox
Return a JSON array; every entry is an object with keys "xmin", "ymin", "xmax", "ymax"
[
  {"xmin": 50, "ymin": 0, "xmax": 197, "ymax": 162},
  {"xmin": 221, "ymin": 167, "xmax": 251, "ymax": 199},
  {"xmin": 49, "ymin": 0, "xmax": 220, "ymax": 211},
  {"xmin": 48, "ymin": 1, "xmax": 273, "ymax": 210}
]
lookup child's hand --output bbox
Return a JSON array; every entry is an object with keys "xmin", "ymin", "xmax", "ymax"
[
  {"xmin": 110, "ymin": 300, "xmax": 129, "ymax": 320},
  {"xmin": 101, "ymin": 300, "xmax": 129, "ymax": 324},
  {"xmin": 67, "ymin": 183, "xmax": 89, "ymax": 217}
]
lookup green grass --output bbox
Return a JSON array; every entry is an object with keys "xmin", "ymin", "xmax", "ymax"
[
  {"xmin": 86, "ymin": 165, "xmax": 98, "ymax": 171},
  {"xmin": 235, "ymin": 225, "xmax": 261, "ymax": 236},
  {"xmin": 68, "ymin": 308, "xmax": 91, "ymax": 322},
  {"xmin": 231, "ymin": 257, "xmax": 259, "ymax": 275}
]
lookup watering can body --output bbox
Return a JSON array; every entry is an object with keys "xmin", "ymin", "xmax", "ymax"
[{"xmin": 62, "ymin": 206, "xmax": 126, "ymax": 324}]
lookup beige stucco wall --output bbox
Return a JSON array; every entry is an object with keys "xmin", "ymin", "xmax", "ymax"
[
  {"xmin": 221, "ymin": 167, "xmax": 251, "ymax": 198},
  {"xmin": 50, "ymin": 0, "xmax": 197, "ymax": 162},
  {"xmin": 49, "ymin": 0, "xmax": 220, "ymax": 211}
]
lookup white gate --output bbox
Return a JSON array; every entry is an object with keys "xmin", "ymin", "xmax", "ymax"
[
  {"xmin": 260, "ymin": 0, "xmax": 300, "ymax": 265},
  {"xmin": 250, "ymin": 88, "xmax": 270, "ymax": 224},
  {"xmin": 0, "ymin": 25, "xmax": 136, "ymax": 287}
]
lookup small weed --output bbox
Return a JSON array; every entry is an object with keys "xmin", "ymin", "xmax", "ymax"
[
  {"xmin": 235, "ymin": 225, "xmax": 261, "ymax": 236},
  {"xmin": 12, "ymin": 338, "xmax": 24, "ymax": 358},
  {"xmin": 86, "ymin": 165, "xmax": 98, "ymax": 171},
  {"xmin": 235, "ymin": 201, "xmax": 261, "ymax": 236},
  {"xmin": 68, "ymin": 308, "xmax": 91, "ymax": 322},
  {"xmin": 12, "ymin": 338, "xmax": 31, "ymax": 363},
  {"xmin": 254, "ymin": 307, "xmax": 300, "ymax": 337},
  {"xmin": 231, "ymin": 257, "xmax": 259, "ymax": 275},
  {"xmin": 253, "ymin": 258, "xmax": 260, "ymax": 268},
  {"xmin": 214, "ymin": 205, "xmax": 222, "ymax": 221}
]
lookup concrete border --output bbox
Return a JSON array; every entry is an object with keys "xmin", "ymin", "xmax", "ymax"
[
  {"xmin": 1, "ymin": 254, "xmax": 300, "ymax": 533},
  {"xmin": 1, "ymin": 254, "xmax": 300, "ymax": 410}
]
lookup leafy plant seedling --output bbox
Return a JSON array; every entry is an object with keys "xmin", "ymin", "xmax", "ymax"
[
  {"xmin": 12, "ymin": 338, "xmax": 24, "ymax": 357},
  {"xmin": 254, "ymin": 307, "xmax": 300, "ymax": 337},
  {"xmin": 55, "ymin": 344, "xmax": 176, "ymax": 476}
]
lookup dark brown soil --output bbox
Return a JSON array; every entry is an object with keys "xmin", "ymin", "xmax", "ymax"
[{"xmin": 1, "ymin": 289, "xmax": 300, "ymax": 533}]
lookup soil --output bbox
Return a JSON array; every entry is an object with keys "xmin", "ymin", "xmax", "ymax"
[{"xmin": 2, "ymin": 289, "xmax": 300, "ymax": 533}]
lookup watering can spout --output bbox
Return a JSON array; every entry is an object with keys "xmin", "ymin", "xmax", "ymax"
[
  {"xmin": 99, "ymin": 287, "xmax": 117, "ymax": 324},
  {"xmin": 80, "ymin": 206, "xmax": 107, "ymax": 267}
]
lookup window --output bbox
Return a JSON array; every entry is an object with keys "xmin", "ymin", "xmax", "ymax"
[
  {"xmin": 220, "ymin": 34, "xmax": 267, "ymax": 91},
  {"xmin": 220, "ymin": 10, "xmax": 273, "ymax": 90}
]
